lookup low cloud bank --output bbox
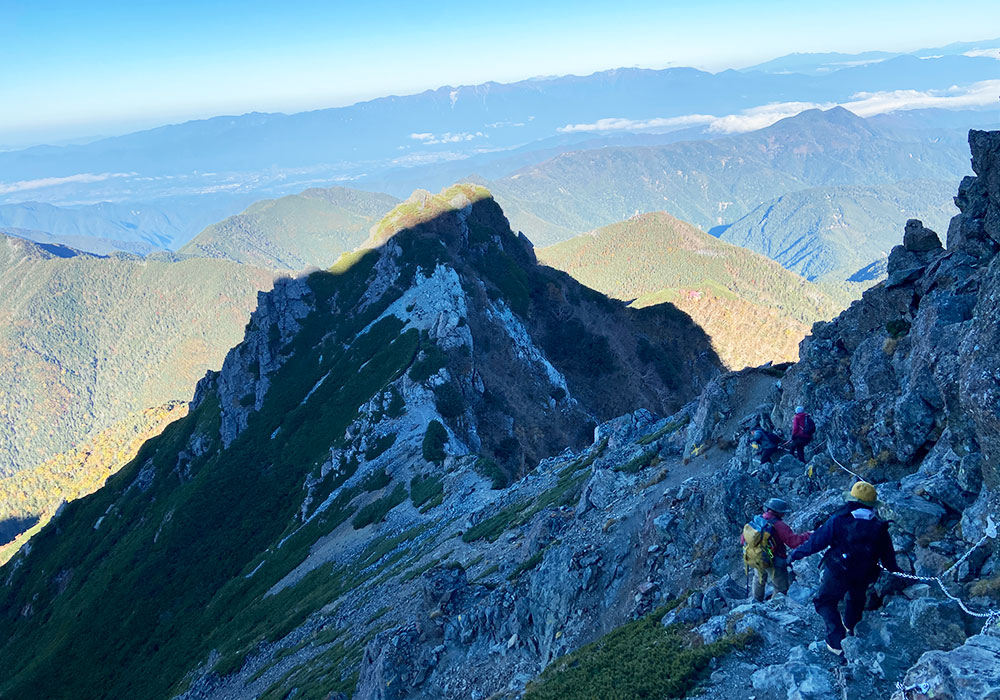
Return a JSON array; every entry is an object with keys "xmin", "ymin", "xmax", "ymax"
[
  {"xmin": 558, "ymin": 79, "xmax": 1000, "ymax": 135},
  {"xmin": 0, "ymin": 172, "xmax": 133, "ymax": 195}
]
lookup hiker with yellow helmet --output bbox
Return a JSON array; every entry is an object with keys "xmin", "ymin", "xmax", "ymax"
[{"xmin": 788, "ymin": 481, "xmax": 901, "ymax": 658}]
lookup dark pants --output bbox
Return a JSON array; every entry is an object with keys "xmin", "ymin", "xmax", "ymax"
[
  {"xmin": 814, "ymin": 569, "xmax": 868, "ymax": 649},
  {"xmin": 791, "ymin": 436, "xmax": 810, "ymax": 462},
  {"xmin": 759, "ymin": 445, "xmax": 779, "ymax": 464}
]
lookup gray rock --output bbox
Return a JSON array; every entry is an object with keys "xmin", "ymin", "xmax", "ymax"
[
  {"xmin": 891, "ymin": 633, "xmax": 1000, "ymax": 700},
  {"xmin": 904, "ymin": 219, "xmax": 943, "ymax": 253}
]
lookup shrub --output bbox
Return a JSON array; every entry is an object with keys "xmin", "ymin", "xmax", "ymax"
[
  {"xmin": 615, "ymin": 449, "xmax": 659, "ymax": 474},
  {"xmin": 524, "ymin": 606, "xmax": 754, "ymax": 700},
  {"xmin": 508, "ymin": 550, "xmax": 545, "ymax": 581},
  {"xmin": 352, "ymin": 484, "xmax": 407, "ymax": 529},
  {"xmin": 462, "ymin": 501, "xmax": 530, "ymax": 543},
  {"xmin": 886, "ymin": 318, "xmax": 911, "ymax": 339},
  {"xmin": 410, "ymin": 474, "xmax": 444, "ymax": 508},
  {"xmin": 360, "ymin": 468, "xmax": 391, "ymax": 493},
  {"xmin": 421, "ymin": 420, "xmax": 448, "ymax": 465},
  {"xmin": 364, "ymin": 433, "xmax": 396, "ymax": 461},
  {"xmin": 433, "ymin": 382, "xmax": 465, "ymax": 420},
  {"xmin": 409, "ymin": 344, "xmax": 448, "ymax": 383},
  {"xmin": 475, "ymin": 457, "xmax": 509, "ymax": 489}
]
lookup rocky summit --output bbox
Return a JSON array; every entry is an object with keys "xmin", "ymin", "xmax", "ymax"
[{"xmin": 3, "ymin": 133, "xmax": 1000, "ymax": 700}]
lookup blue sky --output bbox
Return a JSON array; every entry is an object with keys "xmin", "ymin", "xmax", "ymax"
[{"xmin": 2, "ymin": 0, "xmax": 999, "ymax": 146}]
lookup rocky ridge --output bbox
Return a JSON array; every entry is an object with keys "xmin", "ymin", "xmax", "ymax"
[{"xmin": 0, "ymin": 184, "xmax": 720, "ymax": 699}]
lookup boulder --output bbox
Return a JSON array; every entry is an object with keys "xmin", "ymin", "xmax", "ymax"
[
  {"xmin": 904, "ymin": 219, "xmax": 943, "ymax": 253},
  {"xmin": 890, "ymin": 633, "xmax": 1000, "ymax": 700},
  {"xmin": 876, "ymin": 486, "xmax": 947, "ymax": 539}
]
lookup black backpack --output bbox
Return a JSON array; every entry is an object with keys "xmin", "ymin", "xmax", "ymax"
[
  {"xmin": 824, "ymin": 514, "xmax": 887, "ymax": 584},
  {"xmin": 802, "ymin": 413, "xmax": 816, "ymax": 437}
]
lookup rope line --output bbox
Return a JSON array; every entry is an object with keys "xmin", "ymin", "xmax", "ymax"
[{"xmin": 828, "ymin": 454, "xmax": 865, "ymax": 482}]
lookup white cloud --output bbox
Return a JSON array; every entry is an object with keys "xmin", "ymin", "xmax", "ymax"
[
  {"xmin": 841, "ymin": 79, "xmax": 1000, "ymax": 116},
  {"xmin": 707, "ymin": 101, "xmax": 831, "ymax": 133},
  {"xmin": 964, "ymin": 48, "xmax": 1000, "ymax": 60},
  {"xmin": 560, "ymin": 79, "xmax": 1000, "ymax": 139},
  {"xmin": 408, "ymin": 131, "xmax": 484, "ymax": 145},
  {"xmin": 557, "ymin": 114, "xmax": 716, "ymax": 133},
  {"xmin": 0, "ymin": 172, "xmax": 133, "ymax": 195}
]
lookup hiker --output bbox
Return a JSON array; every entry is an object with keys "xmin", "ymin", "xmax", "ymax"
[
  {"xmin": 751, "ymin": 428, "xmax": 783, "ymax": 465},
  {"xmin": 786, "ymin": 406, "xmax": 815, "ymax": 462},
  {"xmin": 741, "ymin": 497, "xmax": 812, "ymax": 602},
  {"xmin": 787, "ymin": 481, "xmax": 901, "ymax": 658}
]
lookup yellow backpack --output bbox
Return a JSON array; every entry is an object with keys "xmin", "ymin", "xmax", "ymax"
[{"xmin": 742, "ymin": 515, "xmax": 775, "ymax": 573}]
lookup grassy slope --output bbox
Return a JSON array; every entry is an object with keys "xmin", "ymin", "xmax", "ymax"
[
  {"xmin": 0, "ymin": 235, "xmax": 274, "ymax": 479},
  {"xmin": 180, "ymin": 186, "xmax": 399, "ymax": 270},
  {"xmin": 537, "ymin": 212, "xmax": 852, "ymax": 368},
  {"xmin": 0, "ymin": 401, "xmax": 187, "ymax": 564}
]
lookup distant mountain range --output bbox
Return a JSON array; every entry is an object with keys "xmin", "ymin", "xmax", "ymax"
[
  {"xmin": 0, "ymin": 193, "xmax": 257, "ymax": 252},
  {"xmin": 1, "ymin": 47, "xmax": 996, "ymax": 217},
  {"xmin": 537, "ymin": 212, "xmax": 850, "ymax": 369},
  {"xmin": 718, "ymin": 180, "xmax": 957, "ymax": 281},
  {"xmin": 742, "ymin": 37, "xmax": 1000, "ymax": 74},
  {"xmin": 487, "ymin": 108, "xmax": 968, "ymax": 262},
  {"xmin": 180, "ymin": 187, "xmax": 398, "ymax": 270}
]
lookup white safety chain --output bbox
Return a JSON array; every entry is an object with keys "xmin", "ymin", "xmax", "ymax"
[{"xmin": 878, "ymin": 517, "xmax": 1000, "ymax": 629}]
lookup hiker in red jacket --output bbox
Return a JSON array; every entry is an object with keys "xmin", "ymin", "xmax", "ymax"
[
  {"xmin": 742, "ymin": 497, "xmax": 812, "ymax": 601},
  {"xmin": 787, "ymin": 406, "xmax": 816, "ymax": 462}
]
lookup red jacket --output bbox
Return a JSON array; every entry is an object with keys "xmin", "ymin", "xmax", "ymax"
[
  {"xmin": 761, "ymin": 511, "xmax": 811, "ymax": 558},
  {"xmin": 792, "ymin": 413, "xmax": 809, "ymax": 439}
]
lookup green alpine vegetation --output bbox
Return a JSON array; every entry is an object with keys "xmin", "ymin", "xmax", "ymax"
[
  {"xmin": 0, "ymin": 234, "xmax": 274, "ymax": 481},
  {"xmin": 180, "ymin": 186, "xmax": 399, "ymax": 270},
  {"xmin": 537, "ymin": 212, "xmax": 852, "ymax": 368},
  {"xmin": 524, "ymin": 605, "xmax": 754, "ymax": 700},
  {"xmin": 0, "ymin": 183, "xmax": 722, "ymax": 699}
]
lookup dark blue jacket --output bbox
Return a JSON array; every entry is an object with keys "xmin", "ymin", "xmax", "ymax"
[{"xmin": 788, "ymin": 502, "xmax": 899, "ymax": 583}]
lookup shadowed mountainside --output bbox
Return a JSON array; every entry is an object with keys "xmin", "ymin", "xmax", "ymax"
[{"xmin": 537, "ymin": 211, "xmax": 852, "ymax": 368}]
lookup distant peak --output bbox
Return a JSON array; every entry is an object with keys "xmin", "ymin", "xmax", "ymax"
[{"xmin": 366, "ymin": 183, "xmax": 494, "ymax": 248}]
